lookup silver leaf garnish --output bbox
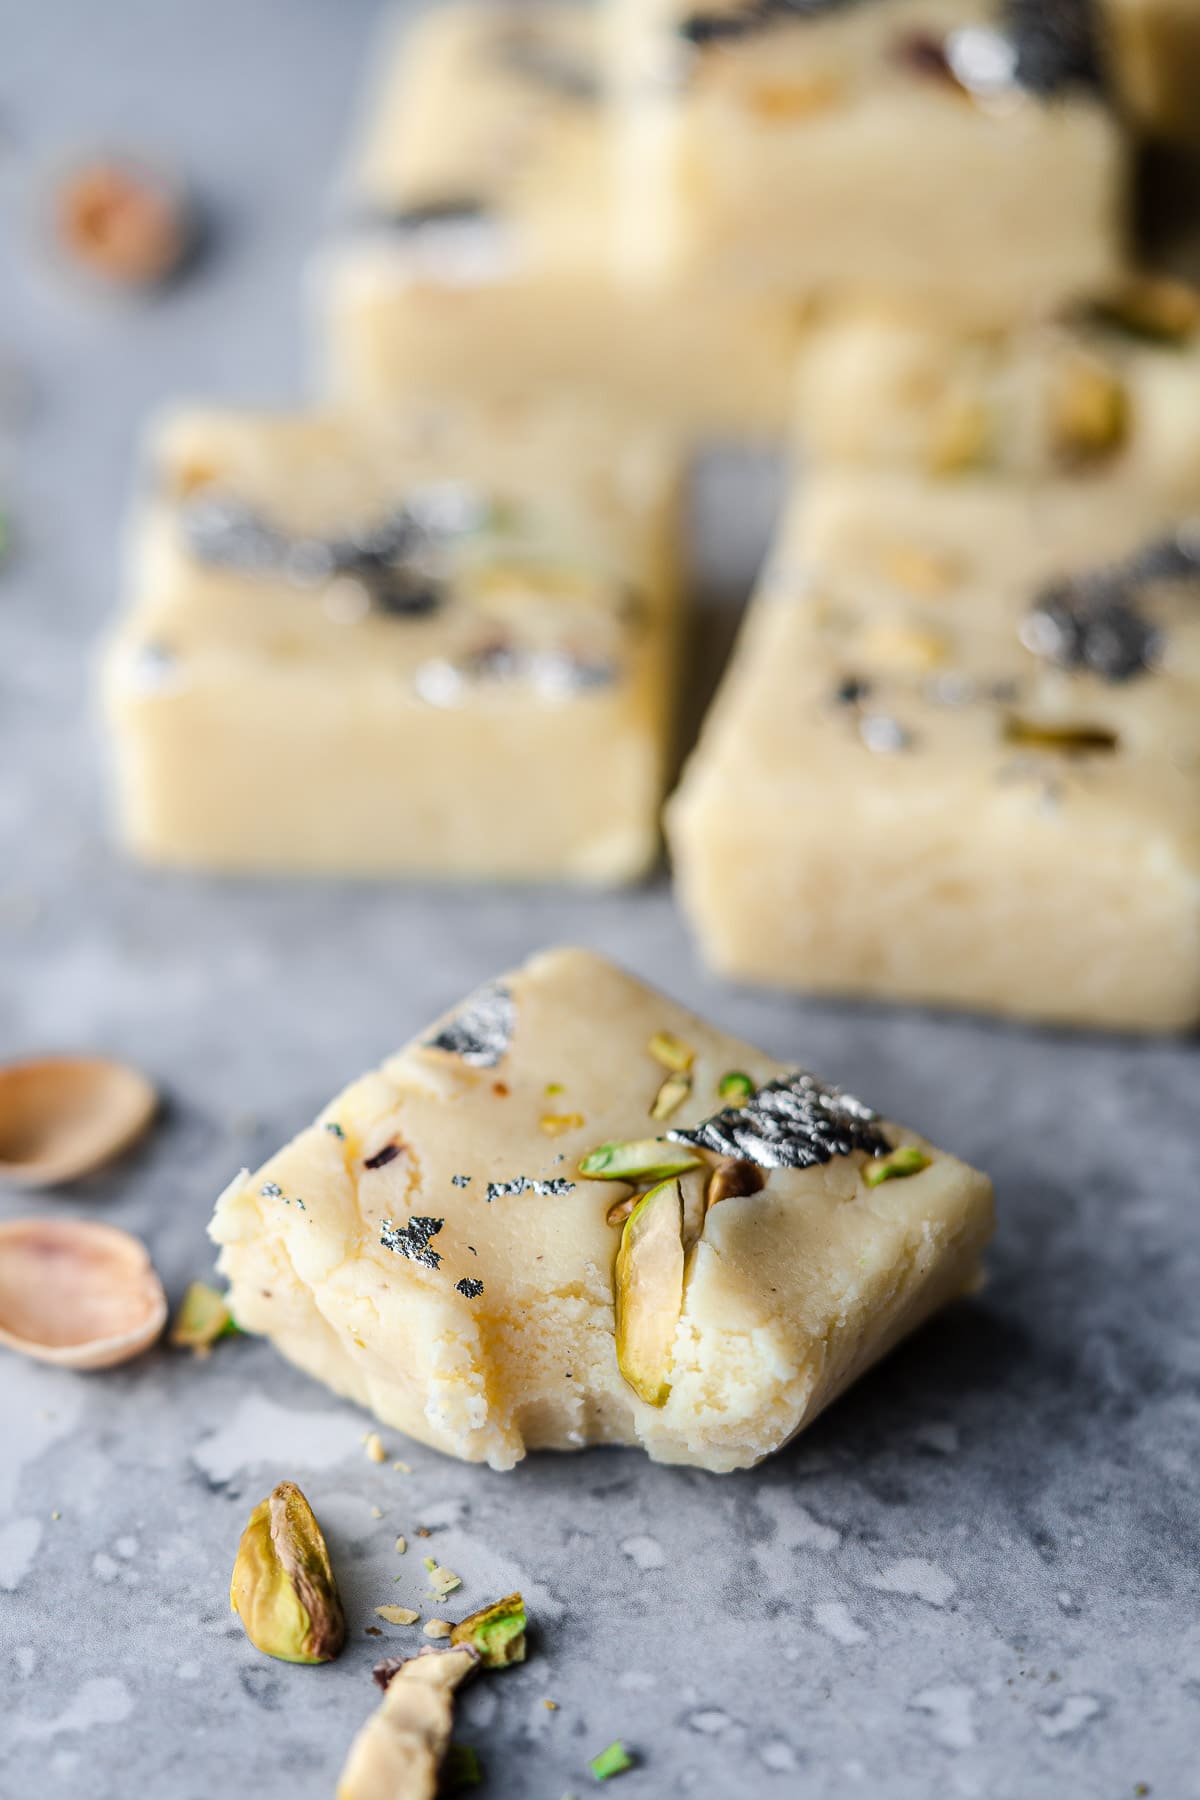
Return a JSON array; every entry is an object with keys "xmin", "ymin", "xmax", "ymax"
[
  {"xmin": 668, "ymin": 1071, "xmax": 890, "ymax": 1170},
  {"xmin": 425, "ymin": 982, "xmax": 516, "ymax": 1068},
  {"xmin": 484, "ymin": 1176, "xmax": 576, "ymax": 1203},
  {"xmin": 380, "ymin": 1215, "xmax": 444, "ymax": 1269}
]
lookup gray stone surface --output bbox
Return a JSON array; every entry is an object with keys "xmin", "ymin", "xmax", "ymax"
[{"xmin": 1, "ymin": 2, "xmax": 1198, "ymax": 1796}]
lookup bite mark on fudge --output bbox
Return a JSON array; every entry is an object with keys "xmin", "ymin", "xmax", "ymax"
[
  {"xmin": 424, "ymin": 982, "xmax": 516, "ymax": 1067},
  {"xmin": 380, "ymin": 1215, "xmax": 445, "ymax": 1269},
  {"xmin": 669, "ymin": 1070, "xmax": 890, "ymax": 1169}
]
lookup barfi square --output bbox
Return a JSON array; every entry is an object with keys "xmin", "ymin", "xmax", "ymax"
[
  {"xmin": 209, "ymin": 947, "xmax": 993, "ymax": 1472},
  {"xmin": 317, "ymin": 1, "xmax": 800, "ymax": 442},
  {"xmin": 611, "ymin": 0, "xmax": 1127, "ymax": 319},
  {"xmin": 668, "ymin": 472, "xmax": 1200, "ymax": 1030},
  {"xmin": 796, "ymin": 278, "xmax": 1200, "ymax": 500},
  {"xmin": 102, "ymin": 406, "xmax": 680, "ymax": 882}
]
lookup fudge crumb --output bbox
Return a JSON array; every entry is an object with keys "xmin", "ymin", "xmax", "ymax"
[
  {"xmin": 375, "ymin": 1604, "xmax": 419, "ymax": 1626},
  {"xmin": 364, "ymin": 1433, "xmax": 387, "ymax": 1464},
  {"xmin": 395, "ymin": 1536, "xmax": 407, "ymax": 1555},
  {"xmin": 370, "ymin": 1507, "xmax": 384, "ymax": 1521}
]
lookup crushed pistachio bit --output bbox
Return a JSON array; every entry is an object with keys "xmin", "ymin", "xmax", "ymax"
[
  {"xmin": 393, "ymin": 1459, "xmax": 412, "ymax": 1473},
  {"xmin": 364, "ymin": 1432, "xmax": 387, "ymax": 1464},
  {"xmin": 650, "ymin": 1070, "xmax": 692, "ymax": 1122},
  {"xmin": 444, "ymin": 1743, "xmax": 484, "ymax": 1789},
  {"xmin": 451, "ymin": 1592, "xmax": 527, "ymax": 1668},
  {"xmin": 324, "ymin": 1120, "xmax": 345, "ymax": 1139},
  {"xmin": 705, "ymin": 1157, "xmax": 764, "ymax": 1210},
  {"xmin": 544, "ymin": 1699, "xmax": 559, "ymax": 1710},
  {"xmin": 647, "ymin": 1031, "xmax": 694, "ymax": 1073},
  {"xmin": 395, "ymin": 1536, "xmax": 407, "ymax": 1555},
  {"xmin": 424, "ymin": 1618, "xmax": 453, "ymax": 1640},
  {"xmin": 590, "ymin": 1741, "xmax": 636, "ymax": 1781},
  {"xmin": 717, "ymin": 1071, "xmax": 754, "ymax": 1106},
  {"xmin": 423, "ymin": 1556, "xmax": 437, "ymax": 1572},
  {"xmin": 863, "ymin": 1146, "xmax": 931, "ymax": 1187},
  {"xmin": 169, "ymin": 1281, "xmax": 237, "ymax": 1356},
  {"xmin": 370, "ymin": 1507, "xmax": 384, "ymax": 1521},
  {"xmin": 579, "ymin": 1138, "xmax": 702, "ymax": 1182},
  {"xmin": 427, "ymin": 1563, "xmax": 463, "ymax": 1598},
  {"xmin": 606, "ymin": 1194, "xmax": 637, "ymax": 1228},
  {"xmin": 541, "ymin": 1111, "xmax": 585, "ymax": 1137},
  {"xmin": 545, "ymin": 1081, "xmax": 565, "ymax": 1096},
  {"xmin": 374, "ymin": 1604, "xmax": 419, "ymax": 1626}
]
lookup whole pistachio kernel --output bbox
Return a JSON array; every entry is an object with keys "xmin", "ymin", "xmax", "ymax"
[
  {"xmin": 717, "ymin": 1071, "xmax": 754, "ymax": 1106},
  {"xmin": 230, "ymin": 1480, "xmax": 345, "ymax": 1664},
  {"xmin": 863, "ymin": 1146, "xmax": 931, "ymax": 1188},
  {"xmin": 450, "ymin": 1592, "xmax": 527, "ymax": 1669},
  {"xmin": 579, "ymin": 1139, "xmax": 702, "ymax": 1183}
]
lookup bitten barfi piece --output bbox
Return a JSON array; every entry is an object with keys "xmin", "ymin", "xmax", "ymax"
[
  {"xmin": 102, "ymin": 407, "xmax": 679, "ymax": 881},
  {"xmin": 209, "ymin": 948, "xmax": 993, "ymax": 1473},
  {"xmin": 796, "ymin": 278, "xmax": 1200, "ymax": 498},
  {"xmin": 668, "ymin": 473, "xmax": 1200, "ymax": 1031},
  {"xmin": 610, "ymin": 0, "xmax": 1127, "ymax": 319},
  {"xmin": 318, "ymin": 1, "xmax": 798, "ymax": 441}
]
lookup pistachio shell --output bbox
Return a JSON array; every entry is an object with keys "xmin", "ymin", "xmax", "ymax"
[
  {"xmin": 0, "ymin": 1055, "xmax": 156, "ymax": 1189},
  {"xmin": 0, "ymin": 1217, "xmax": 167, "ymax": 1370},
  {"xmin": 230, "ymin": 1480, "xmax": 345, "ymax": 1664}
]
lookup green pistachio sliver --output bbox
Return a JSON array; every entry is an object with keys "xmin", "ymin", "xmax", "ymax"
[
  {"xmin": 169, "ymin": 1281, "xmax": 237, "ymax": 1356},
  {"xmin": 450, "ymin": 1592, "xmax": 526, "ymax": 1668},
  {"xmin": 717, "ymin": 1070, "xmax": 754, "ymax": 1106},
  {"xmin": 578, "ymin": 1139, "xmax": 702, "ymax": 1182},
  {"xmin": 647, "ymin": 1030, "xmax": 694, "ymax": 1073},
  {"xmin": 590, "ymin": 1741, "xmax": 636, "ymax": 1781},
  {"xmin": 863, "ymin": 1146, "xmax": 931, "ymax": 1188},
  {"xmin": 444, "ymin": 1743, "xmax": 483, "ymax": 1789},
  {"xmin": 650, "ymin": 1070, "xmax": 691, "ymax": 1122}
]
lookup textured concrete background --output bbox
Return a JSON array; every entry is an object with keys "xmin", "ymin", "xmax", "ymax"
[{"xmin": 1, "ymin": 3, "xmax": 1198, "ymax": 1796}]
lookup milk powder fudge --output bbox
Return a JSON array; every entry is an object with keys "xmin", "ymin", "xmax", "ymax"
[
  {"xmin": 610, "ymin": 0, "xmax": 1127, "ymax": 319},
  {"xmin": 796, "ymin": 278, "xmax": 1200, "ymax": 498},
  {"xmin": 319, "ymin": 1, "xmax": 798, "ymax": 441},
  {"xmin": 209, "ymin": 948, "xmax": 994, "ymax": 1473},
  {"xmin": 1105, "ymin": 0, "xmax": 1200, "ymax": 144},
  {"xmin": 102, "ymin": 406, "xmax": 679, "ymax": 881},
  {"xmin": 668, "ymin": 474, "xmax": 1200, "ymax": 1031}
]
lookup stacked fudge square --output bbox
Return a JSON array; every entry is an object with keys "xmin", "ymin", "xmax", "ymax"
[{"xmin": 103, "ymin": 0, "xmax": 1200, "ymax": 1030}]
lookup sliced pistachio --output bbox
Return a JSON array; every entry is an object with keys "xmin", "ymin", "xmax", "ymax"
[
  {"xmin": 606, "ymin": 1194, "xmax": 637, "ymax": 1228},
  {"xmin": 1049, "ymin": 355, "xmax": 1128, "ymax": 464},
  {"xmin": 540, "ymin": 1111, "xmax": 584, "ymax": 1137},
  {"xmin": 863, "ymin": 1146, "xmax": 931, "ymax": 1187},
  {"xmin": 1005, "ymin": 717, "xmax": 1118, "ymax": 755},
  {"xmin": 169, "ymin": 1280, "xmax": 237, "ymax": 1356},
  {"xmin": 614, "ymin": 1179, "xmax": 685, "ymax": 1409},
  {"xmin": 590, "ymin": 1741, "xmax": 636, "ymax": 1780},
  {"xmin": 1095, "ymin": 275, "xmax": 1200, "ymax": 345},
  {"xmin": 650, "ymin": 1070, "xmax": 692, "ymax": 1123},
  {"xmin": 230, "ymin": 1480, "xmax": 345, "ymax": 1664},
  {"xmin": 717, "ymin": 1071, "xmax": 754, "ymax": 1106},
  {"xmin": 451, "ymin": 1592, "xmax": 527, "ymax": 1668},
  {"xmin": 578, "ymin": 1139, "xmax": 702, "ymax": 1183},
  {"xmin": 927, "ymin": 392, "xmax": 991, "ymax": 474},
  {"xmin": 647, "ymin": 1031, "xmax": 694, "ymax": 1073},
  {"xmin": 705, "ymin": 1157, "xmax": 764, "ymax": 1211},
  {"xmin": 375, "ymin": 1605, "xmax": 420, "ymax": 1626}
]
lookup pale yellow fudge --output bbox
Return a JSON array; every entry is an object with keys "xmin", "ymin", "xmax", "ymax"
[
  {"xmin": 1105, "ymin": 0, "xmax": 1200, "ymax": 144},
  {"xmin": 610, "ymin": 0, "xmax": 1128, "ymax": 320},
  {"xmin": 101, "ymin": 406, "xmax": 679, "ymax": 881},
  {"xmin": 318, "ymin": 1, "xmax": 799, "ymax": 442},
  {"xmin": 796, "ymin": 278, "xmax": 1200, "ymax": 499},
  {"xmin": 209, "ymin": 948, "xmax": 994, "ymax": 1473},
  {"xmin": 668, "ymin": 474, "xmax": 1200, "ymax": 1031}
]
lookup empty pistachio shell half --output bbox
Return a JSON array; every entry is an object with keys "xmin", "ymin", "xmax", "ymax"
[
  {"xmin": 0, "ymin": 1217, "xmax": 167, "ymax": 1369},
  {"xmin": 0, "ymin": 1055, "xmax": 156, "ymax": 1188}
]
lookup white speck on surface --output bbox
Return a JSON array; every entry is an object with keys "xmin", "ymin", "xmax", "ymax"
[
  {"xmin": 620, "ymin": 1533, "xmax": 666, "ymax": 1571},
  {"xmin": 1056, "ymin": 1590, "xmax": 1076, "ymax": 1611},
  {"xmin": 688, "ymin": 1709, "xmax": 733, "ymax": 1735},
  {"xmin": 114, "ymin": 1536, "xmax": 138, "ymax": 1560},
  {"xmin": 1038, "ymin": 1694, "xmax": 1103, "ymax": 1739},
  {"xmin": 192, "ymin": 1392, "xmax": 366, "ymax": 1481},
  {"xmin": 912, "ymin": 1684, "xmax": 977, "ymax": 1750},
  {"xmin": 13, "ymin": 1677, "xmax": 134, "ymax": 1741},
  {"xmin": 814, "ymin": 1600, "xmax": 869, "ymax": 1646},
  {"xmin": 760, "ymin": 1738, "xmax": 798, "ymax": 1773},
  {"xmin": 92, "ymin": 1553, "xmax": 120, "ymax": 1583},
  {"xmin": 869, "ymin": 1558, "xmax": 957, "ymax": 1607},
  {"xmin": 0, "ymin": 1519, "xmax": 43, "ymax": 1591}
]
